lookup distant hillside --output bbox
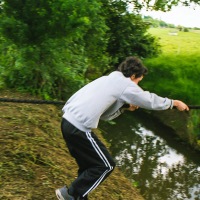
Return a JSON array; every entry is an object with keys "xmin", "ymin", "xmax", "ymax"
[
  {"xmin": 143, "ymin": 15, "xmax": 200, "ymax": 30},
  {"xmin": 0, "ymin": 90, "xmax": 144, "ymax": 200}
]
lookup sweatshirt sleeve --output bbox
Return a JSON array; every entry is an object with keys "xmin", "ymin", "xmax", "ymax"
[
  {"xmin": 120, "ymin": 85, "xmax": 173, "ymax": 110},
  {"xmin": 100, "ymin": 109, "xmax": 123, "ymax": 121}
]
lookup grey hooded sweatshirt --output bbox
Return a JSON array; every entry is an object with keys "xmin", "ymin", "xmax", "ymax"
[{"xmin": 62, "ymin": 71, "xmax": 173, "ymax": 132}]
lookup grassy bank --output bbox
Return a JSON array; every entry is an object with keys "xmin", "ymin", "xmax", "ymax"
[
  {"xmin": 0, "ymin": 90, "xmax": 144, "ymax": 200},
  {"xmin": 141, "ymin": 28, "xmax": 200, "ymax": 150},
  {"xmin": 148, "ymin": 109, "xmax": 200, "ymax": 151}
]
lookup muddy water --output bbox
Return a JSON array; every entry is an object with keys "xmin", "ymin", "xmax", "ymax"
[{"xmin": 99, "ymin": 110, "xmax": 200, "ymax": 200}]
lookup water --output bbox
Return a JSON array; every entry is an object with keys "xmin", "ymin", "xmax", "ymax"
[{"xmin": 99, "ymin": 110, "xmax": 200, "ymax": 200}]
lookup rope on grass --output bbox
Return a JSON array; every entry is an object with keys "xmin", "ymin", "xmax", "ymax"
[{"xmin": 0, "ymin": 98, "xmax": 65, "ymax": 105}]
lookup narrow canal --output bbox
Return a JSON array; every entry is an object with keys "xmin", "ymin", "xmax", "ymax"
[{"xmin": 99, "ymin": 110, "xmax": 200, "ymax": 200}]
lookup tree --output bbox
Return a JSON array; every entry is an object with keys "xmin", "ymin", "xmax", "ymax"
[
  {"xmin": 143, "ymin": 16, "xmax": 160, "ymax": 27},
  {"xmin": 0, "ymin": 0, "xmax": 108, "ymax": 99},
  {"xmin": 127, "ymin": 0, "xmax": 200, "ymax": 11},
  {"xmin": 0, "ymin": 0, "xmax": 103, "ymax": 46},
  {"xmin": 2, "ymin": 0, "xmax": 195, "ymax": 98},
  {"xmin": 159, "ymin": 20, "xmax": 168, "ymax": 27},
  {"xmin": 101, "ymin": 0, "xmax": 161, "ymax": 68}
]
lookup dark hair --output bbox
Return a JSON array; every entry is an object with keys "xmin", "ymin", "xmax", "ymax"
[{"xmin": 118, "ymin": 56, "xmax": 148, "ymax": 78}]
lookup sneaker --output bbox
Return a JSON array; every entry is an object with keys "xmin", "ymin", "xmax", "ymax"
[{"xmin": 55, "ymin": 186, "xmax": 75, "ymax": 200}]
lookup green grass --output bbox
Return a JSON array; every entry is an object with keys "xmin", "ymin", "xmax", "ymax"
[
  {"xmin": 148, "ymin": 28, "xmax": 200, "ymax": 55},
  {"xmin": 143, "ymin": 27, "xmax": 200, "ymax": 104},
  {"xmin": 142, "ymin": 28, "xmax": 200, "ymax": 151}
]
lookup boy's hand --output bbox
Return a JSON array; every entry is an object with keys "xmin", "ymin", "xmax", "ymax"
[
  {"xmin": 120, "ymin": 104, "xmax": 139, "ymax": 113},
  {"xmin": 173, "ymin": 100, "xmax": 189, "ymax": 111},
  {"xmin": 128, "ymin": 104, "xmax": 139, "ymax": 111}
]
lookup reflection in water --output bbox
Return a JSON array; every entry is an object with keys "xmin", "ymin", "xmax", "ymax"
[{"xmin": 99, "ymin": 111, "xmax": 200, "ymax": 200}]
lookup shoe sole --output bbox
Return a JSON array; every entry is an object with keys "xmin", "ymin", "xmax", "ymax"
[{"xmin": 55, "ymin": 189, "xmax": 65, "ymax": 200}]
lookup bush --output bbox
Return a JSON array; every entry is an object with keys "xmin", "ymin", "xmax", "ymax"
[{"xmin": 0, "ymin": 39, "xmax": 88, "ymax": 100}]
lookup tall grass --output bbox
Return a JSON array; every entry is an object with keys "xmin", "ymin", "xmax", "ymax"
[
  {"xmin": 143, "ymin": 28, "xmax": 200, "ymax": 104},
  {"xmin": 142, "ymin": 28, "xmax": 200, "ymax": 150}
]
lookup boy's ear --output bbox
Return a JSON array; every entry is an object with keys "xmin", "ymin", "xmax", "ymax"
[{"xmin": 130, "ymin": 74, "xmax": 135, "ymax": 80}]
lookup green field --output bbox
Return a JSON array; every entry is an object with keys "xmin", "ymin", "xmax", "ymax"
[
  {"xmin": 143, "ymin": 28, "xmax": 200, "ymax": 151},
  {"xmin": 143, "ymin": 27, "xmax": 200, "ymax": 105},
  {"xmin": 148, "ymin": 28, "xmax": 200, "ymax": 55}
]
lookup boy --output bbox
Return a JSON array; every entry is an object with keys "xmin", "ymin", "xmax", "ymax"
[{"xmin": 56, "ymin": 56, "xmax": 189, "ymax": 200}]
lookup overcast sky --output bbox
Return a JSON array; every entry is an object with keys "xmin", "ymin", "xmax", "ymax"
[{"xmin": 141, "ymin": 4, "xmax": 200, "ymax": 28}]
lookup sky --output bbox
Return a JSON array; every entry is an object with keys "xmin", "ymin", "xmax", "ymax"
[{"xmin": 141, "ymin": 4, "xmax": 200, "ymax": 28}]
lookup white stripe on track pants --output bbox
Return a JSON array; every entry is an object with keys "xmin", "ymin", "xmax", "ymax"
[{"xmin": 61, "ymin": 118, "xmax": 116, "ymax": 198}]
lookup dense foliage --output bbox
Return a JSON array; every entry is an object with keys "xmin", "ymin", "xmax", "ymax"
[
  {"xmin": 142, "ymin": 55, "xmax": 200, "ymax": 104},
  {"xmin": 101, "ymin": 1, "xmax": 161, "ymax": 68},
  {"xmin": 143, "ymin": 16, "xmax": 200, "ymax": 30},
  {"xmin": 127, "ymin": 0, "xmax": 200, "ymax": 11},
  {"xmin": 139, "ymin": 28, "xmax": 200, "ymax": 104},
  {"xmin": 0, "ymin": 0, "xmax": 160, "ymax": 99},
  {"xmin": 0, "ymin": 0, "xmax": 109, "ymax": 99}
]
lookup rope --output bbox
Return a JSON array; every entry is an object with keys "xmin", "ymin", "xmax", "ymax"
[
  {"xmin": 187, "ymin": 105, "xmax": 200, "ymax": 109},
  {"xmin": 0, "ymin": 98, "xmax": 65, "ymax": 105},
  {"xmin": 0, "ymin": 97, "xmax": 200, "ymax": 109}
]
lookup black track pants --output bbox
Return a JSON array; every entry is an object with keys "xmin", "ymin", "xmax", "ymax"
[{"xmin": 61, "ymin": 118, "xmax": 116, "ymax": 198}]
